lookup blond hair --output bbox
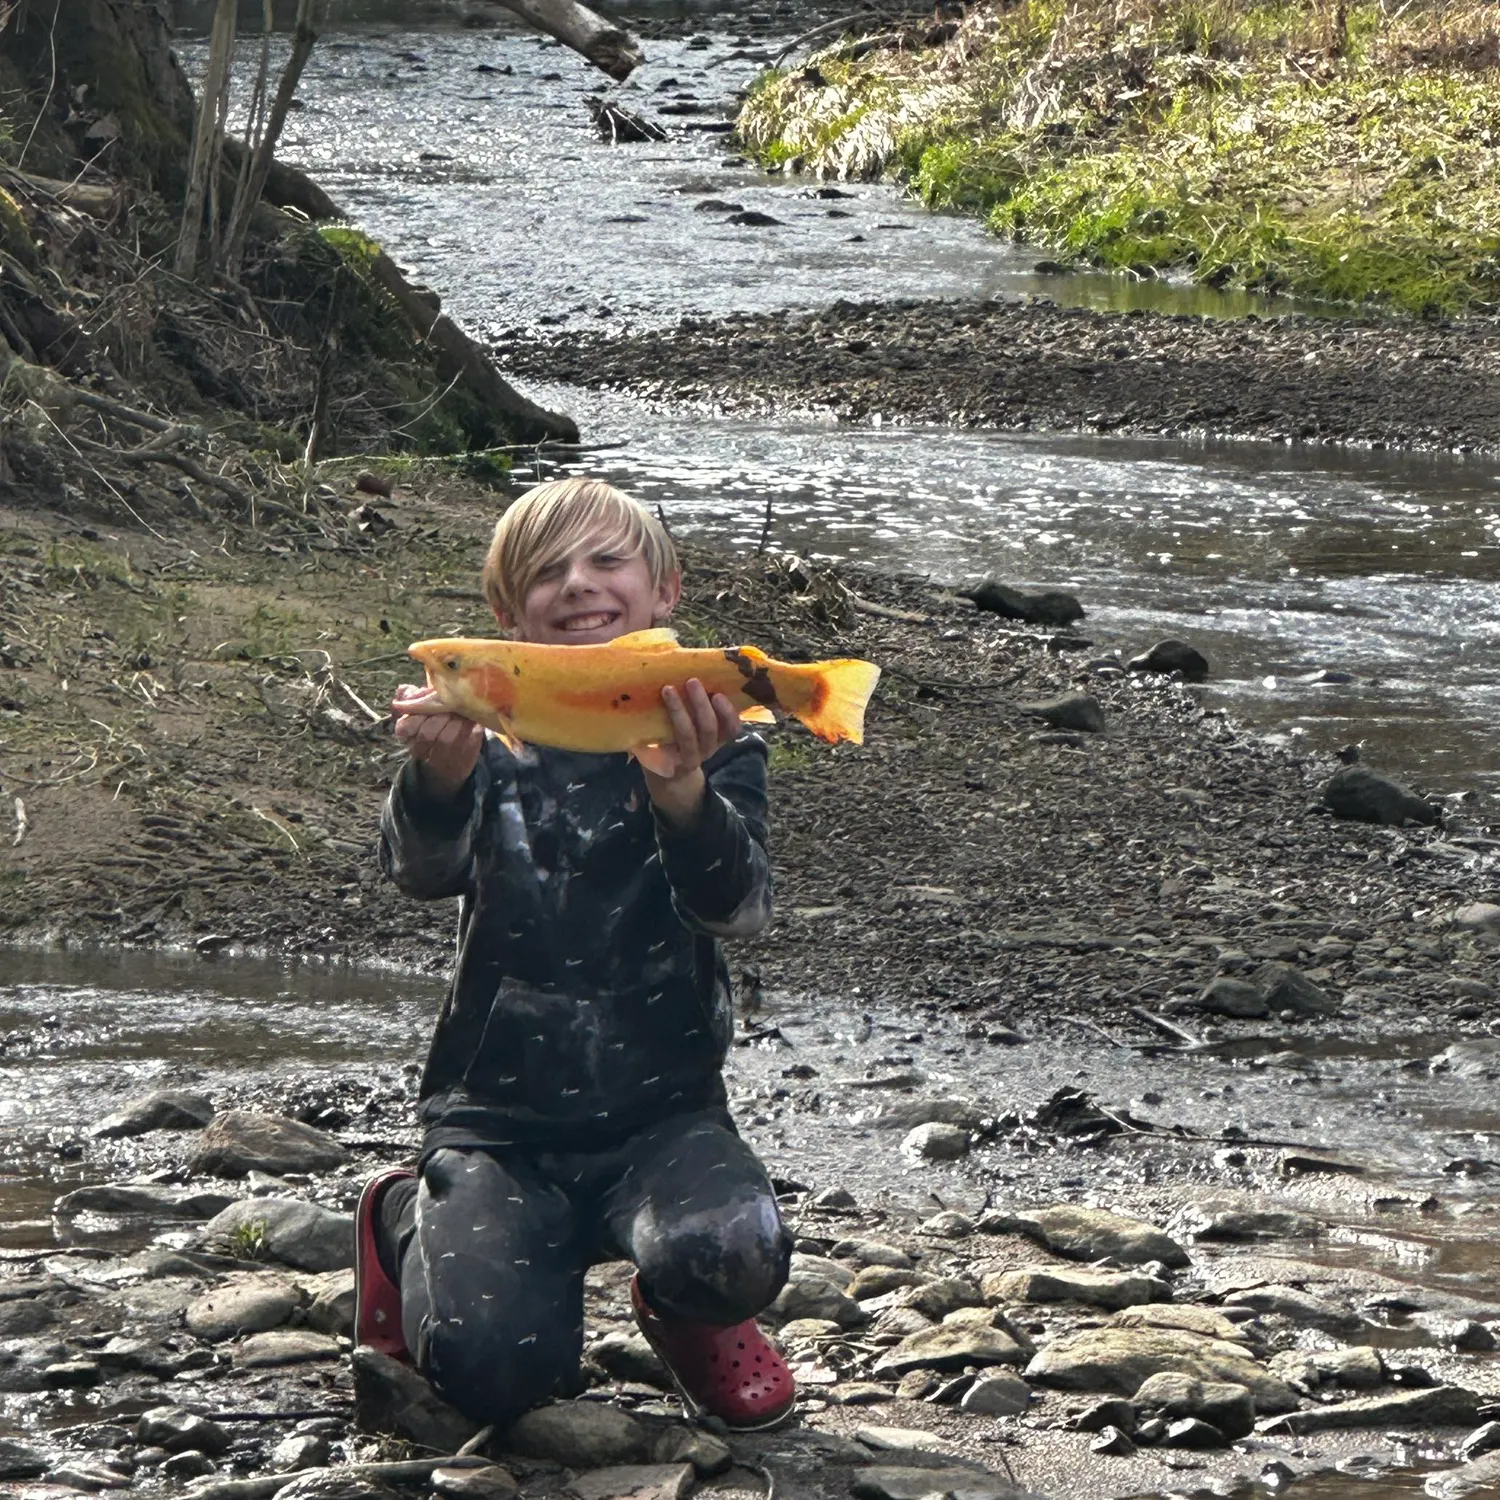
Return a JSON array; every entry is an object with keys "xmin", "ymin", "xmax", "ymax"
[{"xmin": 482, "ymin": 478, "xmax": 679, "ymax": 624}]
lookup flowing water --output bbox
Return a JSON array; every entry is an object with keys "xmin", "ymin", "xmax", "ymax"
[{"xmin": 177, "ymin": 9, "xmax": 1500, "ymax": 792}]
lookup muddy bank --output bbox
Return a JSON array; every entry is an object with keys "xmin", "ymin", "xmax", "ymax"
[{"xmin": 493, "ymin": 297, "xmax": 1500, "ymax": 452}]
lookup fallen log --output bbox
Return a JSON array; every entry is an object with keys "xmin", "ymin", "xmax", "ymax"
[
  {"xmin": 256, "ymin": 157, "xmax": 578, "ymax": 446},
  {"xmin": 493, "ymin": 0, "xmax": 642, "ymax": 80}
]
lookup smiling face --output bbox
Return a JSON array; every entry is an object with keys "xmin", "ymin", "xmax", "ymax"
[{"xmin": 503, "ymin": 526, "xmax": 681, "ymax": 645}]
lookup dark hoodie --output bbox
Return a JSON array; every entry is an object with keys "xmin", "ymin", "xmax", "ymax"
[{"xmin": 379, "ymin": 733, "xmax": 771, "ymax": 1154}]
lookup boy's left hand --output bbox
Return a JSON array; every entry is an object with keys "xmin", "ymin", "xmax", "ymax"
[{"xmin": 637, "ymin": 679, "xmax": 741, "ymax": 828}]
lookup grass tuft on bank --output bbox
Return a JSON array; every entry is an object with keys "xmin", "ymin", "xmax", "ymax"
[{"xmin": 738, "ymin": 0, "xmax": 1500, "ymax": 315}]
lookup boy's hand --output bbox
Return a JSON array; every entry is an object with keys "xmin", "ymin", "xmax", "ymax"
[
  {"xmin": 392, "ymin": 683, "xmax": 484, "ymax": 798},
  {"xmin": 638, "ymin": 679, "xmax": 742, "ymax": 830}
]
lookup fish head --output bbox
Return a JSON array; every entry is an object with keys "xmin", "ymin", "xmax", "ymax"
[{"xmin": 407, "ymin": 638, "xmax": 517, "ymax": 725}]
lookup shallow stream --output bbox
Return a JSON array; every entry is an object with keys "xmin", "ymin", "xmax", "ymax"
[{"xmin": 184, "ymin": 8, "xmax": 1500, "ymax": 794}]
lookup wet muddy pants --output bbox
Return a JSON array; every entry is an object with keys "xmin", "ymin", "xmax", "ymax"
[{"xmin": 379, "ymin": 1107, "xmax": 791, "ymax": 1426}]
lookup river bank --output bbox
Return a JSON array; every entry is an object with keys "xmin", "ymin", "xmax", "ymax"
[{"xmin": 738, "ymin": 0, "xmax": 1500, "ymax": 316}]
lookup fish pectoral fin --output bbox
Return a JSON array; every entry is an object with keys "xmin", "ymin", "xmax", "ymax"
[
  {"xmin": 611, "ymin": 627, "xmax": 680, "ymax": 651},
  {"xmin": 485, "ymin": 726, "xmax": 527, "ymax": 758},
  {"xmin": 738, "ymin": 705, "xmax": 777, "ymax": 724},
  {"xmin": 629, "ymin": 742, "xmax": 680, "ymax": 778}
]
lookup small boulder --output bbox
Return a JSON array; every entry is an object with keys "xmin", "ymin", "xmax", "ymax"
[
  {"xmin": 189, "ymin": 1111, "xmax": 348, "ymax": 1178},
  {"xmin": 1428, "ymin": 1451, "xmax": 1500, "ymax": 1500},
  {"xmin": 831, "ymin": 1238, "xmax": 914, "ymax": 1269},
  {"xmin": 203, "ymin": 1197, "xmax": 354, "ymax": 1272},
  {"xmin": 873, "ymin": 1323, "xmax": 1028, "ymax": 1376},
  {"xmin": 186, "ymin": 1276, "xmax": 303, "ymax": 1341},
  {"xmin": 92, "ymin": 1089, "xmax": 215, "ymax": 1138},
  {"xmin": 1255, "ymin": 961, "xmax": 1335, "ymax": 1017},
  {"xmin": 1263, "ymin": 1384, "xmax": 1479, "ymax": 1436},
  {"xmin": 1224, "ymin": 1283, "xmax": 1362, "ymax": 1335},
  {"xmin": 768, "ymin": 1275, "xmax": 866, "ymax": 1328},
  {"xmin": 431, "ymin": 1466, "xmax": 520, "ymax": 1500},
  {"xmin": 850, "ymin": 1266, "xmax": 923, "ymax": 1299},
  {"xmin": 236, "ymin": 1329, "xmax": 340, "ymax": 1368},
  {"xmin": 901, "ymin": 1122, "xmax": 970, "ymax": 1161},
  {"xmin": 590, "ymin": 1332, "xmax": 672, "ymax": 1389},
  {"xmin": 960, "ymin": 580, "xmax": 1085, "ymax": 626},
  {"xmin": 568, "ymin": 1464, "xmax": 692, "ymax": 1500},
  {"xmin": 1453, "ymin": 903, "xmax": 1500, "ymax": 933},
  {"xmin": 1134, "ymin": 1372, "xmax": 1254, "ymax": 1439},
  {"xmin": 1177, "ymin": 1204, "xmax": 1321, "ymax": 1241},
  {"xmin": 976, "ymin": 1204, "xmax": 1189, "ymax": 1268},
  {"xmin": 137, "ymin": 1406, "xmax": 230, "ymax": 1456},
  {"xmin": 1323, "ymin": 766, "xmax": 1438, "ymax": 827},
  {"xmin": 986, "ymin": 1265, "xmax": 1171, "ymax": 1313},
  {"xmin": 1127, "ymin": 640, "xmax": 1208, "ymax": 681},
  {"xmin": 302, "ymin": 1269, "xmax": 356, "ymax": 1337},
  {"xmin": 1162, "ymin": 1417, "xmax": 1228, "ymax": 1449},
  {"xmin": 1191, "ymin": 977, "xmax": 1268, "ymax": 1019},
  {"xmin": 0, "ymin": 1437, "xmax": 48, "ymax": 1479},
  {"xmin": 1020, "ymin": 692, "xmax": 1105, "ymax": 734},
  {"xmin": 902, "ymin": 1277, "xmax": 984, "ymax": 1321},
  {"xmin": 960, "ymin": 1371, "xmax": 1031, "ymax": 1416}
]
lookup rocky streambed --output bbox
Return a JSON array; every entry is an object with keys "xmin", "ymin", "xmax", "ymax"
[{"xmin": 11, "ymin": 1068, "xmax": 1500, "ymax": 1500}]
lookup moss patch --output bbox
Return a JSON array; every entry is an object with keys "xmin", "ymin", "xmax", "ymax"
[{"xmin": 738, "ymin": 0, "xmax": 1500, "ymax": 315}]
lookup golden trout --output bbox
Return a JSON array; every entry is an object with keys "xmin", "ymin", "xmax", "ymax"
[{"xmin": 406, "ymin": 628, "xmax": 880, "ymax": 753}]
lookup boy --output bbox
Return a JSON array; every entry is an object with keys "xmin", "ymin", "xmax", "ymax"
[{"xmin": 357, "ymin": 478, "xmax": 795, "ymax": 1433}]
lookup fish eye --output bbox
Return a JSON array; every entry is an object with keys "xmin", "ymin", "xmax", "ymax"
[{"xmin": 445, "ymin": 656, "xmax": 459, "ymax": 672}]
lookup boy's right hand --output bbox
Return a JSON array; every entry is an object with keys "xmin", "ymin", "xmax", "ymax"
[{"xmin": 392, "ymin": 684, "xmax": 484, "ymax": 798}]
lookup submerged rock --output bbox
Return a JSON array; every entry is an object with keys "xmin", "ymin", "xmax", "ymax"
[
  {"xmin": 1323, "ymin": 766, "xmax": 1438, "ymax": 826},
  {"xmin": 55, "ymin": 1182, "xmax": 234, "ymax": 1218},
  {"xmin": 1224, "ymin": 1283, "xmax": 1362, "ymax": 1335},
  {"xmin": 1428, "ymin": 1451, "xmax": 1500, "ymax": 1500}
]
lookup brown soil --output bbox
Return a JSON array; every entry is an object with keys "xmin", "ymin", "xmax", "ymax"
[{"xmin": 3, "ymin": 478, "xmax": 1494, "ymax": 1037}]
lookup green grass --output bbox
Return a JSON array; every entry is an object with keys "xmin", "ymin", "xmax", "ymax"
[{"xmin": 738, "ymin": 0, "xmax": 1500, "ymax": 315}]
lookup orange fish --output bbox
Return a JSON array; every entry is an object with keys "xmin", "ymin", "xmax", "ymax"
[{"xmin": 406, "ymin": 628, "xmax": 880, "ymax": 755}]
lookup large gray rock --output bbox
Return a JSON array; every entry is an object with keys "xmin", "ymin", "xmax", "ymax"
[
  {"xmin": 189, "ymin": 1110, "xmax": 348, "ymax": 1178},
  {"xmin": 1324, "ymin": 766, "xmax": 1438, "ymax": 826},
  {"xmin": 1255, "ymin": 962, "xmax": 1336, "ymax": 1017},
  {"xmin": 353, "ymin": 1345, "xmax": 479, "ymax": 1452},
  {"xmin": 873, "ymin": 1323, "xmax": 1028, "ymax": 1376},
  {"xmin": 831, "ymin": 1239, "xmax": 915, "ymax": 1270},
  {"xmin": 1428, "ymin": 1451, "xmax": 1500, "ymax": 1500},
  {"xmin": 186, "ymin": 1276, "xmax": 303, "ymax": 1341},
  {"xmin": 92, "ymin": 1089, "xmax": 214, "ymax": 1138},
  {"xmin": 1020, "ymin": 693, "xmax": 1105, "ymax": 734},
  {"xmin": 203, "ymin": 1197, "xmax": 354, "ymax": 1272},
  {"xmin": 1263, "ymin": 1384, "xmax": 1479, "ymax": 1436},
  {"xmin": 985, "ymin": 1265, "xmax": 1171, "ymax": 1313},
  {"xmin": 1025, "ymin": 1327, "xmax": 1298, "ymax": 1412},
  {"xmin": 503, "ymin": 1400, "xmax": 650, "ymax": 1468},
  {"xmin": 1224, "ymin": 1283, "xmax": 1362, "ymax": 1335},
  {"xmin": 1134, "ymin": 1373, "xmax": 1254, "ymax": 1440},
  {"xmin": 977, "ymin": 1204, "xmax": 1189, "ymax": 1269},
  {"xmin": 54, "ymin": 1182, "xmax": 235, "ymax": 1218}
]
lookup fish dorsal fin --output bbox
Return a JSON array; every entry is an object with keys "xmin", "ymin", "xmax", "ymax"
[
  {"xmin": 734, "ymin": 643, "xmax": 771, "ymax": 664},
  {"xmin": 612, "ymin": 627, "xmax": 680, "ymax": 651}
]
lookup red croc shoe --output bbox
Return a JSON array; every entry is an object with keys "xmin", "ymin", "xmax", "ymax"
[
  {"xmin": 355, "ymin": 1168, "xmax": 415, "ymax": 1359},
  {"xmin": 631, "ymin": 1273, "xmax": 796, "ymax": 1430}
]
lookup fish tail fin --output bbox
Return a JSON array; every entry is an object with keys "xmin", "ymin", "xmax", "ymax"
[{"xmin": 793, "ymin": 658, "xmax": 881, "ymax": 745}]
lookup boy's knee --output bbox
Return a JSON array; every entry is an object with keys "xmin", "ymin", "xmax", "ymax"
[
  {"xmin": 422, "ymin": 1309, "xmax": 582, "ymax": 1426},
  {"xmin": 641, "ymin": 1194, "xmax": 790, "ymax": 1325}
]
